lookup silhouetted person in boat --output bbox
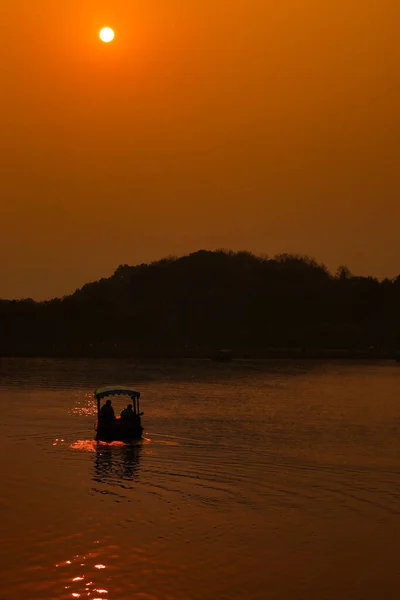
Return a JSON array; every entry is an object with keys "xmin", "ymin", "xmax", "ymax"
[
  {"xmin": 100, "ymin": 399, "xmax": 115, "ymax": 421},
  {"xmin": 120, "ymin": 404, "xmax": 135, "ymax": 421}
]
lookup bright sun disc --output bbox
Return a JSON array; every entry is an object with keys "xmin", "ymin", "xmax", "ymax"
[{"xmin": 99, "ymin": 27, "xmax": 115, "ymax": 43}]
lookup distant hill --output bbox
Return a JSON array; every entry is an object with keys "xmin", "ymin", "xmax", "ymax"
[{"xmin": 1, "ymin": 250, "xmax": 400, "ymax": 357}]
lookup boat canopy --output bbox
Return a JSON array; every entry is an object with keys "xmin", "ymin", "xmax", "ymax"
[{"xmin": 94, "ymin": 386, "xmax": 140, "ymax": 400}]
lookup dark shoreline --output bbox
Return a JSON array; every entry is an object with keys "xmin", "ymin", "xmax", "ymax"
[{"xmin": 1, "ymin": 349, "xmax": 399, "ymax": 361}]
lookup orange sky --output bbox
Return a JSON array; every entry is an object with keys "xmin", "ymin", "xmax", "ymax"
[{"xmin": 1, "ymin": 0, "xmax": 399, "ymax": 299}]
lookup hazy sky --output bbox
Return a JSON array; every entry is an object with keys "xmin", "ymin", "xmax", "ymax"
[{"xmin": 2, "ymin": 1, "xmax": 399, "ymax": 299}]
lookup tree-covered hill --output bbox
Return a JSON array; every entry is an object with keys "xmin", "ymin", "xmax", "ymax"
[{"xmin": 1, "ymin": 250, "xmax": 399, "ymax": 357}]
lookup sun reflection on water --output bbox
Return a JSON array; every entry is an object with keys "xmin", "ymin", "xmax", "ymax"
[
  {"xmin": 51, "ymin": 448, "xmax": 151, "ymax": 600},
  {"xmin": 69, "ymin": 392, "xmax": 97, "ymax": 417},
  {"xmin": 70, "ymin": 439, "xmax": 145, "ymax": 452},
  {"xmin": 70, "ymin": 437, "xmax": 151, "ymax": 453},
  {"xmin": 55, "ymin": 551, "xmax": 109, "ymax": 600}
]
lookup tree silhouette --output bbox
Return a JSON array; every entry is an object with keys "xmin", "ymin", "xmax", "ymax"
[{"xmin": 1, "ymin": 250, "xmax": 399, "ymax": 358}]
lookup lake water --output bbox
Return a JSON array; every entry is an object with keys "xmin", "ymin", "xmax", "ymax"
[{"xmin": 0, "ymin": 358, "xmax": 399, "ymax": 600}]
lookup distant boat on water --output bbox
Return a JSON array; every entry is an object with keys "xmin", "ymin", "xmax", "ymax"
[{"xmin": 212, "ymin": 349, "xmax": 234, "ymax": 362}]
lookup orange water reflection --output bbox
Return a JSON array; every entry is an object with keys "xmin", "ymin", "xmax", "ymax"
[
  {"xmin": 56, "ymin": 550, "xmax": 109, "ymax": 600},
  {"xmin": 69, "ymin": 393, "xmax": 97, "ymax": 417},
  {"xmin": 70, "ymin": 440, "xmax": 124, "ymax": 452},
  {"xmin": 70, "ymin": 438, "xmax": 151, "ymax": 452}
]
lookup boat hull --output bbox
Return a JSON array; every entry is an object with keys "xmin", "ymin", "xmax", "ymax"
[{"xmin": 95, "ymin": 418, "xmax": 143, "ymax": 443}]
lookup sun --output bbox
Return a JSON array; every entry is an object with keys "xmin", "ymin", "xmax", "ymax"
[{"xmin": 99, "ymin": 27, "xmax": 115, "ymax": 43}]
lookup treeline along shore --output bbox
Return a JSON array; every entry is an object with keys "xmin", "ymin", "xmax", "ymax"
[{"xmin": 1, "ymin": 250, "xmax": 400, "ymax": 359}]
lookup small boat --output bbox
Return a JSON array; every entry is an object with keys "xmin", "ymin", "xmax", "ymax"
[
  {"xmin": 212, "ymin": 349, "xmax": 233, "ymax": 361},
  {"xmin": 94, "ymin": 385, "xmax": 144, "ymax": 442}
]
